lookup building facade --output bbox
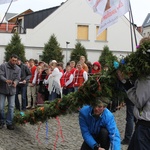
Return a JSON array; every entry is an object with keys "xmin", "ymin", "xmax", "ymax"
[
  {"xmin": 0, "ymin": 0, "xmax": 142, "ymax": 64},
  {"xmin": 142, "ymin": 13, "xmax": 150, "ymax": 37}
]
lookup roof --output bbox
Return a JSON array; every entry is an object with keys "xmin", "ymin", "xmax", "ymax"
[
  {"xmin": 23, "ymin": 6, "xmax": 59, "ymax": 29},
  {"xmin": 0, "ymin": 12, "xmax": 17, "ymax": 23},
  {"xmin": 8, "ymin": 9, "xmax": 33, "ymax": 23},
  {"xmin": 5, "ymin": 13, "xmax": 17, "ymax": 21},
  {"xmin": 142, "ymin": 13, "xmax": 150, "ymax": 28}
]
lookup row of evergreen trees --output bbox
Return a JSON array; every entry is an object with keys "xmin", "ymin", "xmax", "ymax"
[{"xmin": 4, "ymin": 32, "xmax": 116, "ymax": 68}]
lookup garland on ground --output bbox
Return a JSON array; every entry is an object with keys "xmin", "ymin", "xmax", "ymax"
[{"xmin": 14, "ymin": 37, "xmax": 150, "ymax": 125}]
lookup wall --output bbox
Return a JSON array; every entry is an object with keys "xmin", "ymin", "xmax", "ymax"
[{"xmin": 0, "ymin": 0, "xmax": 143, "ymax": 65}]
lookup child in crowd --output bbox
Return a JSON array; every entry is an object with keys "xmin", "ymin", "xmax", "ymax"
[
  {"xmin": 70, "ymin": 61, "xmax": 76, "ymax": 74},
  {"xmin": 91, "ymin": 61, "xmax": 101, "ymax": 75},
  {"xmin": 35, "ymin": 65, "xmax": 44, "ymax": 105},
  {"xmin": 86, "ymin": 61, "xmax": 92, "ymax": 75},
  {"xmin": 73, "ymin": 61, "xmax": 88, "ymax": 92},
  {"xmin": 36, "ymin": 63, "xmax": 49, "ymax": 104},
  {"xmin": 43, "ymin": 67, "xmax": 52, "ymax": 101},
  {"xmin": 57, "ymin": 62, "xmax": 65, "ymax": 97},
  {"xmin": 80, "ymin": 56, "xmax": 88, "ymax": 72},
  {"xmin": 63, "ymin": 65, "xmax": 74, "ymax": 95},
  {"xmin": 26, "ymin": 59, "xmax": 37, "ymax": 109}
]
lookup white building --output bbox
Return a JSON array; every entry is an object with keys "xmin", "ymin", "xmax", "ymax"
[
  {"xmin": 142, "ymin": 13, "xmax": 150, "ymax": 37},
  {"xmin": 0, "ymin": 0, "xmax": 142, "ymax": 64}
]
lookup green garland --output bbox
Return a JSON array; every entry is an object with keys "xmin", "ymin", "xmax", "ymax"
[
  {"xmin": 119, "ymin": 37, "xmax": 150, "ymax": 81},
  {"xmin": 14, "ymin": 37, "xmax": 150, "ymax": 125},
  {"xmin": 14, "ymin": 74, "xmax": 120, "ymax": 125}
]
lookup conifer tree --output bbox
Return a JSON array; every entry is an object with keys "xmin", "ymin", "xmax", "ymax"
[
  {"xmin": 41, "ymin": 34, "xmax": 64, "ymax": 64},
  {"xmin": 70, "ymin": 42, "xmax": 88, "ymax": 64},
  {"xmin": 5, "ymin": 32, "xmax": 26, "ymax": 62},
  {"xmin": 99, "ymin": 45, "xmax": 117, "ymax": 69}
]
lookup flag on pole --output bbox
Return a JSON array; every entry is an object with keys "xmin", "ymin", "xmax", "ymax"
[
  {"xmin": 0, "ymin": 0, "xmax": 17, "ymax": 5},
  {"xmin": 86, "ymin": 0, "xmax": 129, "ymax": 35},
  {"xmin": 98, "ymin": 0, "xmax": 129, "ymax": 35},
  {"xmin": 86, "ymin": 0, "xmax": 108, "ymax": 15},
  {"xmin": 117, "ymin": 0, "xmax": 129, "ymax": 17}
]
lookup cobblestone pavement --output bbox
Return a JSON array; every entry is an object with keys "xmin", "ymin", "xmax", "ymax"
[{"xmin": 0, "ymin": 107, "xmax": 128, "ymax": 150}]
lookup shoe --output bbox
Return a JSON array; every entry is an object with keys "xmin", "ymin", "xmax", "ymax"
[
  {"xmin": 0, "ymin": 123, "xmax": 4, "ymax": 129},
  {"xmin": 31, "ymin": 106, "xmax": 35, "ymax": 109},
  {"xmin": 7, "ymin": 125, "xmax": 14, "ymax": 130},
  {"xmin": 121, "ymin": 139, "xmax": 130, "ymax": 145},
  {"xmin": 26, "ymin": 106, "xmax": 31, "ymax": 109},
  {"xmin": 22, "ymin": 108, "xmax": 26, "ymax": 111}
]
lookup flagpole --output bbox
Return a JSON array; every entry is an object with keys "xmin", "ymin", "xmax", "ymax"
[
  {"xmin": 129, "ymin": 10, "xmax": 134, "ymax": 52},
  {"xmin": 128, "ymin": 0, "xmax": 137, "ymax": 52},
  {"xmin": 0, "ymin": 0, "xmax": 14, "ymax": 26},
  {"xmin": 129, "ymin": 1, "xmax": 137, "ymax": 47}
]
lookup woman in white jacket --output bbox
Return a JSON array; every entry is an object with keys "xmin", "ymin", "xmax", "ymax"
[{"xmin": 44, "ymin": 61, "xmax": 62, "ymax": 101}]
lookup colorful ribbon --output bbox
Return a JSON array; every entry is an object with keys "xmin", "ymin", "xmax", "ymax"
[
  {"xmin": 36, "ymin": 122, "xmax": 42, "ymax": 144},
  {"xmin": 45, "ymin": 120, "xmax": 49, "ymax": 144},
  {"xmin": 53, "ymin": 116, "xmax": 64, "ymax": 150}
]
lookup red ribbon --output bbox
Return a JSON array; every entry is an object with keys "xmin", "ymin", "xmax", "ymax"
[
  {"xmin": 53, "ymin": 116, "xmax": 64, "ymax": 150},
  {"xmin": 36, "ymin": 122, "xmax": 42, "ymax": 144}
]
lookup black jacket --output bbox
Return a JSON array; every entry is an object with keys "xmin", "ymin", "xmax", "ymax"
[{"xmin": 17, "ymin": 63, "xmax": 31, "ymax": 86}]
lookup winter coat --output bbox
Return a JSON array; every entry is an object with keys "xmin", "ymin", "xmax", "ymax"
[
  {"xmin": 17, "ymin": 63, "xmax": 31, "ymax": 86},
  {"xmin": 79, "ymin": 105, "xmax": 121, "ymax": 150},
  {"xmin": 0, "ymin": 62, "xmax": 21, "ymax": 95},
  {"xmin": 127, "ymin": 77, "xmax": 150, "ymax": 121}
]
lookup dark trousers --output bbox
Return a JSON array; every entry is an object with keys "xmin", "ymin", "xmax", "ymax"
[
  {"xmin": 15, "ymin": 85, "xmax": 27, "ymax": 111},
  {"xmin": 63, "ymin": 87, "xmax": 74, "ymax": 95},
  {"xmin": 128, "ymin": 124, "xmax": 150, "ymax": 150},
  {"xmin": 124, "ymin": 98, "xmax": 134, "ymax": 141},
  {"xmin": 81, "ymin": 128, "xmax": 110, "ymax": 150}
]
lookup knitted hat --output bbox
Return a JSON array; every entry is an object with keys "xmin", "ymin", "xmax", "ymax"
[{"xmin": 93, "ymin": 62, "xmax": 101, "ymax": 69}]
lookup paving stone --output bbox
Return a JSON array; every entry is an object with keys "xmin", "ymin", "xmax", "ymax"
[{"xmin": 0, "ymin": 107, "xmax": 128, "ymax": 150}]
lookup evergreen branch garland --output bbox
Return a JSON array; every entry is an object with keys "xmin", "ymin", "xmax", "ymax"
[{"xmin": 14, "ymin": 38, "xmax": 150, "ymax": 125}]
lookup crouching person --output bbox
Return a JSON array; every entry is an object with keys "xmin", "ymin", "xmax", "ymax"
[{"xmin": 79, "ymin": 97, "xmax": 121, "ymax": 150}]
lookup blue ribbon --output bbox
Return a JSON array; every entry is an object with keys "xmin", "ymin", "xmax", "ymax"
[
  {"xmin": 121, "ymin": 59, "xmax": 125, "ymax": 64},
  {"xmin": 113, "ymin": 61, "xmax": 119, "ymax": 69},
  {"xmin": 20, "ymin": 112, "xmax": 25, "ymax": 117},
  {"xmin": 45, "ymin": 120, "xmax": 49, "ymax": 144}
]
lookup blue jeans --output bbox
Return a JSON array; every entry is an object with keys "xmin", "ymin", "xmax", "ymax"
[
  {"xmin": 15, "ymin": 85, "xmax": 27, "ymax": 110},
  {"xmin": 124, "ymin": 98, "xmax": 134, "ymax": 141},
  {"xmin": 0, "ymin": 94, "xmax": 15, "ymax": 125},
  {"xmin": 74, "ymin": 87, "xmax": 79, "ymax": 92}
]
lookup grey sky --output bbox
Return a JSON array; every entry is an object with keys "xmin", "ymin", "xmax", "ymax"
[{"xmin": 0, "ymin": 0, "xmax": 149, "ymax": 26}]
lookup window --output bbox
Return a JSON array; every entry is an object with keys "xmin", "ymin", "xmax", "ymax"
[
  {"xmin": 77, "ymin": 25, "xmax": 89, "ymax": 40},
  {"xmin": 18, "ymin": 19, "xmax": 22, "ymax": 33},
  {"xmin": 96, "ymin": 26, "xmax": 107, "ymax": 41}
]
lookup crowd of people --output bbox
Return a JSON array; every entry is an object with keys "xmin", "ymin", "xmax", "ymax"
[
  {"xmin": 0, "ymin": 54, "xmax": 102, "ymax": 130},
  {"xmin": 0, "ymin": 37, "xmax": 150, "ymax": 150},
  {"xmin": 24, "ymin": 55, "xmax": 102, "ymax": 107}
]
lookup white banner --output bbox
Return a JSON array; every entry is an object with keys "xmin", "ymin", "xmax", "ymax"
[
  {"xmin": 98, "ymin": 5, "xmax": 118, "ymax": 35},
  {"xmin": 0, "ymin": 0, "xmax": 17, "ymax": 5},
  {"xmin": 98, "ymin": 0, "xmax": 129, "ymax": 35},
  {"xmin": 117, "ymin": 0, "xmax": 129, "ymax": 17},
  {"xmin": 86, "ymin": 0, "xmax": 108, "ymax": 15}
]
